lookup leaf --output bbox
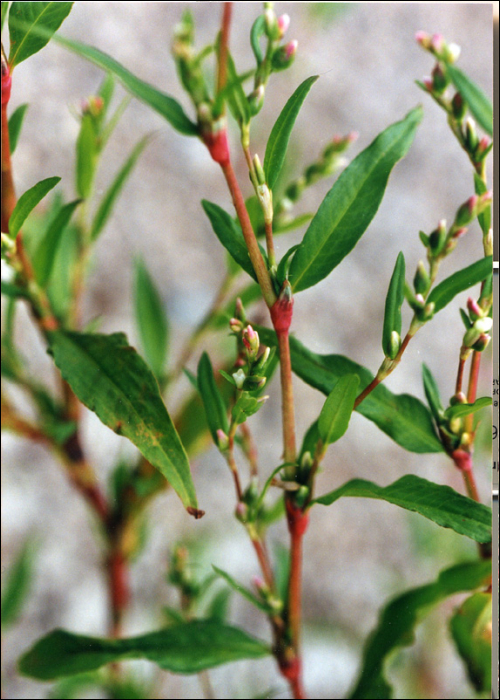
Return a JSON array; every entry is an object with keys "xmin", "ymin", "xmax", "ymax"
[
  {"xmin": 8, "ymin": 176, "xmax": 60, "ymax": 238},
  {"xmin": 48, "ymin": 330, "xmax": 198, "ymax": 512},
  {"xmin": 32, "ymin": 199, "xmax": 80, "ymax": 287},
  {"xmin": 197, "ymin": 352, "xmax": 229, "ymax": 443},
  {"xmin": 382, "ymin": 252, "xmax": 405, "ymax": 358},
  {"xmin": 474, "ymin": 172, "xmax": 491, "ymax": 236},
  {"xmin": 276, "ymin": 244, "xmax": 300, "ymax": 287},
  {"xmin": 1, "ymin": 539, "xmax": 37, "ymax": 630},
  {"xmin": 46, "ymin": 32, "xmax": 198, "ymax": 135},
  {"xmin": 427, "ymin": 256, "xmax": 492, "ymax": 314},
  {"xmin": 314, "ymin": 474, "xmax": 492, "ymax": 543},
  {"xmin": 212, "ymin": 566, "xmax": 269, "ymax": 613},
  {"xmin": 133, "ymin": 257, "xmax": 169, "ymax": 379},
  {"xmin": 7, "ymin": 102, "xmax": 28, "ymax": 154},
  {"xmin": 1, "ymin": 280, "xmax": 27, "ymax": 298},
  {"xmin": 449, "ymin": 592, "xmax": 492, "ymax": 693},
  {"xmin": 8, "ymin": 2, "xmax": 73, "ymax": 68},
  {"xmin": 47, "ymin": 673, "xmax": 101, "ymax": 700},
  {"xmin": 257, "ymin": 327, "xmax": 443, "ymax": 453},
  {"xmin": 204, "ymin": 587, "xmax": 232, "ymax": 622},
  {"xmin": 289, "ymin": 107, "xmax": 422, "ymax": 292},
  {"xmin": 318, "ymin": 374, "xmax": 359, "ymax": 445},
  {"xmin": 264, "ymin": 76, "xmax": 319, "ymax": 190},
  {"xmin": 223, "ymin": 52, "xmax": 251, "ymax": 127},
  {"xmin": 202, "ymin": 199, "xmax": 262, "ymax": 282},
  {"xmin": 444, "ymin": 396, "xmax": 492, "ymax": 420},
  {"xmin": 446, "ymin": 64, "xmax": 493, "ymax": 137},
  {"xmin": 349, "ymin": 559, "xmax": 491, "ymax": 699},
  {"xmin": 1, "ymin": 2, "xmax": 9, "ymax": 31},
  {"xmin": 421, "ymin": 363, "xmax": 443, "ymax": 422},
  {"xmin": 91, "ymin": 136, "xmax": 150, "ymax": 242},
  {"xmin": 18, "ymin": 620, "xmax": 270, "ymax": 680},
  {"xmin": 75, "ymin": 112, "xmax": 98, "ymax": 200}
]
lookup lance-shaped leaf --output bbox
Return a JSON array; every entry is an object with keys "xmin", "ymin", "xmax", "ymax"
[
  {"xmin": 313, "ymin": 474, "xmax": 491, "ymax": 543},
  {"xmin": 223, "ymin": 53, "xmax": 251, "ymax": 127},
  {"xmin": 48, "ymin": 331, "xmax": 199, "ymax": 513},
  {"xmin": 444, "ymin": 396, "xmax": 492, "ymax": 420},
  {"xmin": 318, "ymin": 374, "xmax": 359, "ymax": 445},
  {"xmin": 7, "ymin": 103, "xmax": 28, "ymax": 154},
  {"xmin": 382, "ymin": 252, "xmax": 405, "ymax": 358},
  {"xmin": 212, "ymin": 566, "xmax": 268, "ymax": 613},
  {"xmin": 91, "ymin": 136, "xmax": 150, "ymax": 242},
  {"xmin": 289, "ymin": 107, "xmax": 422, "ymax": 292},
  {"xmin": 349, "ymin": 559, "xmax": 491, "ymax": 699},
  {"xmin": 32, "ymin": 199, "xmax": 80, "ymax": 287},
  {"xmin": 427, "ymin": 256, "xmax": 492, "ymax": 314},
  {"xmin": 8, "ymin": 176, "xmax": 60, "ymax": 238},
  {"xmin": 257, "ymin": 327, "xmax": 443, "ymax": 454},
  {"xmin": 18, "ymin": 620, "xmax": 271, "ymax": 680},
  {"xmin": 134, "ymin": 257, "xmax": 169, "ymax": 379},
  {"xmin": 197, "ymin": 352, "xmax": 229, "ymax": 443},
  {"xmin": 202, "ymin": 200, "xmax": 265, "ymax": 281},
  {"xmin": 421, "ymin": 363, "xmax": 443, "ymax": 422},
  {"xmin": 473, "ymin": 173, "xmax": 491, "ymax": 237},
  {"xmin": 264, "ymin": 75, "xmax": 319, "ymax": 190},
  {"xmin": 446, "ymin": 64, "xmax": 493, "ymax": 137},
  {"xmin": 1, "ymin": 539, "xmax": 37, "ymax": 631},
  {"xmin": 1, "ymin": 2, "xmax": 9, "ymax": 31},
  {"xmin": 450, "ymin": 592, "xmax": 492, "ymax": 693},
  {"xmin": 8, "ymin": 2, "xmax": 73, "ymax": 68}
]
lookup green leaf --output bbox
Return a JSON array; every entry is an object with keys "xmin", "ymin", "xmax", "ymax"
[
  {"xmin": 318, "ymin": 374, "xmax": 359, "ymax": 445},
  {"xmin": 91, "ymin": 136, "xmax": 150, "ymax": 242},
  {"xmin": 8, "ymin": 2, "xmax": 73, "ymax": 68},
  {"xmin": 46, "ymin": 32, "xmax": 198, "ymax": 135},
  {"xmin": 349, "ymin": 559, "xmax": 491, "ymax": 699},
  {"xmin": 204, "ymin": 588, "xmax": 232, "ymax": 622},
  {"xmin": 444, "ymin": 396, "xmax": 492, "ymax": 420},
  {"xmin": 421, "ymin": 363, "xmax": 443, "ymax": 422},
  {"xmin": 47, "ymin": 330, "xmax": 198, "ymax": 513},
  {"xmin": 1, "ymin": 2, "xmax": 9, "ymax": 31},
  {"xmin": 133, "ymin": 257, "xmax": 168, "ymax": 379},
  {"xmin": 7, "ymin": 103, "xmax": 28, "ymax": 154},
  {"xmin": 212, "ymin": 566, "xmax": 269, "ymax": 613},
  {"xmin": 8, "ymin": 176, "xmax": 60, "ymax": 238},
  {"xmin": 276, "ymin": 244, "xmax": 300, "ymax": 287},
  {"xmin": 289, "ymin": 107, "xmax": 422, "ymax": 292},
  {"xmin": 250, "ymin": 15, "xmax": 266, "ymax": 64},
  {"xmin": 47, "ymin": 673, "xmax": 101, "ymax": 700},
  {"xmin": 449, "ymin": 592, "xmax": 492, "ymax": 693},
  {"xmin": 197, "ymin": 352, "xmax": 229, "ymax": 443},
  {"xmin": 1, "ymin": 280, "xmax": 27, "ymax": 298},
  {"xmin": 18, "ymin": 620, "xmax": 270, "ymax": 680},
  {"xmin": 202, "ymin": 200, "xmax": 263, "ymax": 282},
  {"xmin": 446, "ymin": 64, "xmax": 493, "ymax": 137},
  {"xmin": 75, "ymin": 112, "xmax": 98, "ymax": 199},
  {"xmin": 257, "ymin": 327, "xmax": 443, "ymax": 453},
  {"xmin": 1, "ymin": 539, "xmax": 37, "ymax": 630},
  {"xmin": 427, "ymin": 256, "xmax": 492, "ymax": 314},
  {"xmin": 473, "ymin": 172, "xmax": 491, "ymax": 236},
  {"xmin": 314, "ymin": 474, "xmax": 491, "ymax": 543},
  {"xmin": 264, "ymin": 76, "xmax": 319, "ymax": 190},
  {"xmin": 223, "ymin": 52, "xmax": 251, "ymax": 127},
  {"xmin": 274, "ymin": 212, "xmax": 314, "ymax": 234},
  {"xmin": 382, "ymin": 252, "xmax": 405, "ymax": 358},
  {"xmin": 32, "ymin": 199, "xmax": 80, "ymax": 287}
]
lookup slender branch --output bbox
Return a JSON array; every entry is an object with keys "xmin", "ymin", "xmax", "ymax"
[
  {"xmin": 217, "ymin": 3, "xmax": 232, "ymax": 97},
  {"xmin": 465, "ymin": 350, "xmax": 481, "ymax": 433},
  {"xmin": 455, "ymin": 356, "xmax": 466, "ymax": 395},
  {"xmin": 277, "ymin": 329, "xmax": 297, "ymax": 466}
]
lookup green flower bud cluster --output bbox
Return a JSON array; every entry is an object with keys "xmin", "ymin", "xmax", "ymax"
[{"xmin": 168, "ymin": 545, "xmax": 200, "ymax": 603}]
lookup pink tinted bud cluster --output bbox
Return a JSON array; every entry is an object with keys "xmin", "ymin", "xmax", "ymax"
[
  {"xmin": 277, "ymin": 14, "xmax": 290, "ymax": 39},
  {"xmin": 467, "ymin": 297, "xmax": 483, "ymax": 320}
]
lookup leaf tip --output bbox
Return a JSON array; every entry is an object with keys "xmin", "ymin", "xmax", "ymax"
[{"xmin": 187, "ymin": 506, "xmax": 205, "ymax": 519}]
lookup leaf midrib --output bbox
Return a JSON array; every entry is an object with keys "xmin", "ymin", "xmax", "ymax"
[{"xmin": 10, "ymin": 2, "xmax": 55, "ymax": 65}]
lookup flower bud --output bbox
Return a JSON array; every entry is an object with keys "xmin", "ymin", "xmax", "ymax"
[
  {"xmin": 216, "ymin": 429, "xmax": 229, "ymax": 451},
  {"xmin": 474, "ymin": 316, "xmax": 493, "ymax": 334},
  {"xmin": 475, "ymin": 136, "xmax": 491, "ymax": 161},
  {"xmin": 464, "ymin": 117, "xmax": 478, "ymax": 152},
  {"xmin": 422, "ymin": 77, "xmax": 434, "ymax": 92},
  {"xmin": 232, "ymin": 368, "xmax": 246, "ymax": 389},
  {"xmin": 466, "ymin": 297, "xmax": 483, "ymax": 320},
  {"xmin": 235, "ymin": 502, "xmax": 248, "ymax": 522},
  {"xmin": 229, "ymin": 317, "xmax": 244, "ymax": 334},
  {"xmin": 247, "ymin": 85, "xmax": 265, "ymax": 116},
  {"xmin": 415, "ymin": 31, "xmax": 432, "ymax": 50},
  {"xmin": 451, "ymin": 92, "xmax": 467, "ymax": 121},
  {"xmin": 264, "ymin": 8, "xmax": 279, "ymax": 39},
  {"xmin": 277, "ymin": 14, "xmax": 290, "ymax": 38},
  {"xmin": 387, "ymin": 331, "xmax": 401, "ymax": 360},
  {"xmin": 451, "ymin": 226, "xmax": 467, "ymax": 240},
  {"xmin": 423, "ymin": 302, "xmax": 435, "ymax": 320},
  {"xmin": 242, "ymin": 325, "xmax": 260, "ymax": 358},
  {"xmin": 257, "ymin": 183, "xmax": 273, "ymax": 224},
  {"xmin": 472, "ymin": 333, "xmax": 490, "ymax": 352},
  {"xmin": 413, "ymin": 261, "xmax": 430, "ymax": 295},
  {"xmin": 431, "ymin": 64, "xmax": 448, "ymax": 93},
  {"xmin": 455, "ymin": 195, "xmax": 478, "ymax": 227},
  {"xmin": 428, "ymin": 220, "xmax": 447, "ymax": 254},
  {"xmin": 443, "ymin": 42, "xmax": 461, "ymax": 63},
  {"xmin": 252, "ymin": 575, "xmax": 267, "ymax": 595},
  {"xmin": 271, "ymin": 40, "xmax": 297, "ymax": 71},
  {"xmin": 234, "ymin": 297, "xmax": 246, "ymax": 322},
  {"xmin": 242, "ymin": 375, "xmax": 267, "ymax": 391},
  {"xmin": 430, "ymin": 33, "xmax": 445, "ymax": 55},
  {"xmin": 450, "ymin": 391, "xmax": 467, "ymax": 406},
  {"xmin": 255, "ymin": 346, "xmax": 271, "ymax": 371}
]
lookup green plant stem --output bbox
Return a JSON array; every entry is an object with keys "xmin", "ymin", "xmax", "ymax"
[
  {"xmin": 226, "ymin": 423, "xmax": 243, "ymax": 501},
  {"xmin": 465, "ymin": 350, "xmax": 481, "ymax": 430},
  {"xmin": 455, "ymin": 356, "xmax": 466, "ymax": 394}
]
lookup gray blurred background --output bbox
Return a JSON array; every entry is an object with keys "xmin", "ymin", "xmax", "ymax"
[{"xmin": 1, "ymin": 3, "xmax": 494, "ymax": 698}]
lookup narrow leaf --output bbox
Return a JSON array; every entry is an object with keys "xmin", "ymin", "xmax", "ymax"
[
  {"xmin": 318, "ymin": 374, "xmax": 359, "ymax": 445},
  {"xmin": 421, "ymin": 363, "xmax": 443, "ymax": 422},
  {"xmin": 264, "ymin": 76, "xmax": 319, "ymax": 190},
  {"xmin": 276, "ymin": 244, "xmax": 300, "ymax": 287},
  {"xmin": 382, "ymin": 252, "xmax": 405, "ymax": 358},
  {"xmin": 18, "ymin": 620, "xmax": 270, "ymax": 680},
  {"xmin": 8, "ymin": 2, "xmax": 73, "ymax": 68},
  {"xmin": 450, "ymin": 592, "xmax": 492, "ymax": 692},
  {"xmin": 212, "ymin": 566, "xmax": 268, "ymax": 613},
  {"xmin": 8, "ymin": 176, "xmax": 60, "ymax": 238},
  {"xmin": 446, "ymin": 64, "xmax": 493, "ymax": 137},
  {"xmin": 314, "ymin": 474, "xmax": 492, "ymax": 543},
  {"xmin": 224, "ymin": 53, "xmax": 251, "ymax": 126},
  {"xmin": 32, "ymin": 200, "xmax": 80, "ymax": 287},
  {"xmin": 1, "ymin": 539, "xmax": 37, "ymax": 630},
  {"xmin": 427, "ymin": 256, "xmax": 492, "ymax": 314},
  {"xmin": 91, "ymin": 136, "xmax": 150, "ymax": 242},
  {"xmin": 289, "ymin": 107, "xmax": 422, "ymax": 292},
  {"xmin": 48, "ymin": 331, "xmax": 198, "ymax": 512},
  {"xmin": 444, "ymin": 396, "xmax": 492, "ymax": 420},
  {"xmin": 257, "ymin": 327, "xmax": 443, "ymax": 453},
  {"xmin": 134, "ymin": 257, "xmax": 168, "ymax": 379},
  {"xmin": 7, "ymin": 102, "xmax": 28, "ymax": 154},
  {"xmin": 250, "ymin": 15, "xmax": 266, "ymax": 64},
  {"xmin": 473, "ymin": 172, "xmax": 491, "ymax": 236},
  {"xmin": 197, "ymin": 352, "xmax": 229, "ymax": 443},
  {"xmin": 1, "ymin": 2, "xmax": 9, "ymax": 31},
  {"xmin": 349, "ymin": 559, "xmax": 491, "ymax": 699},
  {"xmin": 75, "ymin": 113, "xmax": 98, "ymax": 199}
]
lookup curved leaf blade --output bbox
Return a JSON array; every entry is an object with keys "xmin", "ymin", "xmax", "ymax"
[
  {"xmin": 314, "ymin": 474, "xmax": 492, "ymax": 543},
  {"xmin": 427, "ymin": 256, "xmax": 492, "ymax": 314},
  {"xmin": 289, "ymin": 106, "xmax": 422, "ymax": 292},
  {"xmin": 133, "ymin": 257, "xmax": 169, "ymax": 379},
  {"xmin": 450, "ymin": 592, "xmax": 492, "ymax": 693},
  {"xmin": 197, "ymin": 352, "xmax": 229, "ymax": 443},
  {"xmin": 446, "ymin": 64, "xmax": 493, "ymax": 137},
  {"xmin": 264, "ymin": 75, "xmax": 319, "ymax": 190},
  {"xmin": 421, "ymin": 363, "xmax": 443, "ymax": 422},
  {"xmin": 318, "ymin": 374, "xmax": 359, "ymax": 445},
  {"xmin": 8, "ymin": 176, "xmax": 60, "ymax": 238},
  {"xmin": 8, "ymin": 2, "xmax": 73, "ymax": 68},
  {"xmin": 7, "ymin": 102, "xmax": 28, "ymax": 154},
  {"xmin": 212, "ymin": 566, "xmax": 269, "ymax": 613},
  {"xmin": 444, "ymin": 396, "xmax": 492, "ymax": 420},
  {"xmin": 1, "ymin": 539, "xmax": 37, "ymax": 630},
  {"xmin": 349, "ymin": 559, "xmax": 491, "ymax": 699},
  {"xmin": 382, "ymin": 252, "xmax": 405, "ymax": 357},
  {"xmin": 18, "ymin": 620, "xmax": 271, "ymax": 680},
  {"xmin": 32, "ymin": 199, "xmax": 80, "ymax": 287},
  {"xmin": 48, "ymin": 331, "xmax": 198, "ymax": 512}
]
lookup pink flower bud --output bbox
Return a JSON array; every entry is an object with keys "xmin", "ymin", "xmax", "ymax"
[
  {"xmin": 252, "ymin": 575, "xmax": 266, "ymax": 593},
  {"xmin": 422, "ymin": 77, "xmax": 434, "ymax": 92},
  {"xmin": 242, "ymin": 325, "xmax": 260, "ymax": 357},
  {"xmin": 452, "ymin": 227, "xmax": 467, "ymax": 239},
  {"xmin": 285, "ymin": 40, "xmax": 298, "ymax": 60},
  {"xmin": 431, "ymin": 33, "xmax": 445, "ymax": 54},
  {"xmin": 477, "ymin": 136, "xmax": 490, "ymax": 153},
  {"xmin": 415, "ymin": 31, "xmax": 431, "ymax": 49},
  {"xmin": 229, "ymin": 317, "xmax": 243, "ymax": 334},
  {"xmin": 467, "ymin": 297, "xmax": 483, "ymax": 319},
  {"xmin": 235, "ymin": 502, "xmax": 248, "ymax": 521},
  {"xmin": 277, "ymin": 14, "xmax": 290, "ymax": 38},
  {"xmin": 216, "ymin": 430, "xmax": 229, "ymax": 451}
]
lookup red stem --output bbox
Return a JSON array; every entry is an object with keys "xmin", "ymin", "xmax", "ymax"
[
  {"xmin": 455, "ymin": 356, "xmax": 466, "ymax": 394},
  {"xmin": 217, "ymin": 3, "xmax": 232, "ymax": 96},
  {"xmin": 277, "ymin": 329, "xmax": 297, "ymax": 463}
]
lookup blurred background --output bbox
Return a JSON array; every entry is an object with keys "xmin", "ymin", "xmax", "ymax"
[{"xmin": 1, "ymin": 3, "xmax": 494, "ymax": 698}]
